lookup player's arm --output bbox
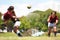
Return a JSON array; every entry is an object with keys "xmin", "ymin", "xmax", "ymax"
[
  {"xmin": 55, "ymin": 20, "xmax": 58, "ymax": 24},
  {"xmin": 12, "ymin": 11, "xmax": 17, "ymax": 19},
  {"xmin": 47, "ymin": 16, "xmax": 50, "ymax": 23},
  {"xmin": 55, "ymin": 17, "xmax": 58, "ymax": 24}
]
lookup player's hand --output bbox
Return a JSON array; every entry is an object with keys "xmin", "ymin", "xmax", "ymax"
[{"xmin": 13, "ymin": 16, "xmax": 16, "ymax": 18}]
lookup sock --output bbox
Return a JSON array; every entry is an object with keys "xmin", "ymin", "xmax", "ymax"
[
  {"xmin": 54, "ymin": 32, "xmax": 57, "ymax": 37},
  {"xmin": 16, "ymin": 30, "xmax": 22, "ymax": 36},
  {"xmin": 48, "ymin": 33, "xmax": 50, "ymax": 37}
]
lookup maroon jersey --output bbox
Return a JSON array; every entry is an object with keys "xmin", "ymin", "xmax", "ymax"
[
  {"xmin": 49, "ymin": 15, "xmax": 58, "ymax": 23},
  {"xmin": 4, "ymin": 11, "xmax": 14, "ymax": 21}
]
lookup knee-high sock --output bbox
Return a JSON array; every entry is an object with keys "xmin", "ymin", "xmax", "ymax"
[{"xmin": 54, "ymin": 31, "xmax": 57, "ymax": 36}]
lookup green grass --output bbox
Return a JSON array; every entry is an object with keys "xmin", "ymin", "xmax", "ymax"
[
  {"xmin": 0, "ymin": 32, "xmax": 17, "ymax": 37},
  {"xmin": 0, "ymin": 32, "xmax": 60, "ymax": 40}
]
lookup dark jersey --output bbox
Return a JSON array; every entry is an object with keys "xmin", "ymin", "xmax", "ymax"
[
  {"xmin": 49, "ymin": 15, "xmax": 58, "ymax": 23},
  {"xmin": 4, "ymin": 11, "xmax": 15, "ymax": 22},
  {"xmin": 4, "ymin": 11, "xmax": 12, "ymax": 20}
]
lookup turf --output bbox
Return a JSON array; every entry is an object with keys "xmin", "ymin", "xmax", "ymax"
[{"xmin": 0, "ymin": 32, "xmax": 60, "ymax": 40}]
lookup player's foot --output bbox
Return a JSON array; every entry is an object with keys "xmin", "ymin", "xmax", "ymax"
[{"xmin": 17, "ymin": 33, "xmax": 22, "ymax": 37}]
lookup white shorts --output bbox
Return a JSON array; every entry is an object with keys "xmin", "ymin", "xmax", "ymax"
[
  {"xmin": 48, "ymin": 23, "xmax": 56, "ymax": 27},
  {"xmin": 14, "ymin": 21, "xmax": 21, "ymax": 27}
]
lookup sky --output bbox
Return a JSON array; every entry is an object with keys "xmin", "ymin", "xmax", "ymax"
[{"xmin": 0, "ymin": 0, "xmax": 60, "ymax": 17}]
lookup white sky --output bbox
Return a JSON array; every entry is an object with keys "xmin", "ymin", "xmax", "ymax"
[{"xmin": 0, "ymin": 0, "xmax": 60, "ymax": 17}]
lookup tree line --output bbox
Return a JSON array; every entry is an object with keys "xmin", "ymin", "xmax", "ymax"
[{"xmin": 0, "ymin": 9, "xmax": 60, "ymax": 32}]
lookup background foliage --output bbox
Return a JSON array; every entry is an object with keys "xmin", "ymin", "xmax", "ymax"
[{"xmin": 0, "ymin": 9, "xmax": 60, "ymax": 32}]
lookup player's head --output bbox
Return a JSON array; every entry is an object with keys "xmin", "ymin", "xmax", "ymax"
[
  {"xmin": 51, "ymin": 11, "xmax": 56, "ymax": 18},
  {"xmin": 8, "ymin": 6, "xmax": 14, "ymax": 12}
]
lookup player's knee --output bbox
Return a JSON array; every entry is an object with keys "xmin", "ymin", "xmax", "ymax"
[{"xmin": 53, "ymin": 27, "xmax": 57, "ymax": 31}]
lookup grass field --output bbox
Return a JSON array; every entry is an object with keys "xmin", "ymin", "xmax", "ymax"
[{"xmin": 0, "ymin": 32, "xmax": 60, "ymax": 40}]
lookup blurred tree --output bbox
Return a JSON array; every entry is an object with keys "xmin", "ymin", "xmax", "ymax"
[
  {"xmin": 27, "ymin": 9, "xmax": 60, "ymax": 31},
  {"xmin": 19, "ymin": 16, "xmax": 31, "ymax": 30}
]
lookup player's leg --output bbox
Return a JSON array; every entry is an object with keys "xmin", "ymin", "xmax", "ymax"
[
  {"xmin": 48, "ymin": 27, "xmax": 52, "ymax": 37},
  {"xmin": 3, "ymin": 20, "xmax": 8, "ymax": 30},
  {"xmin": 53, "ymin": 26, "xmax": 57, "ymax": 37},
  {"xmin": 14, "ymin": 27, "xmax": 18, "ymax": 33},
  {"xmin": 48, "ymin": 23, "xmax": 53, "ymax": 37},
  {"xmin": 13, "ymin": 21, "xmax": 22, "ymax": 36},
  {"xmin": 14, "ymin": 26, "xmax": 22, "ymax": 36}
]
